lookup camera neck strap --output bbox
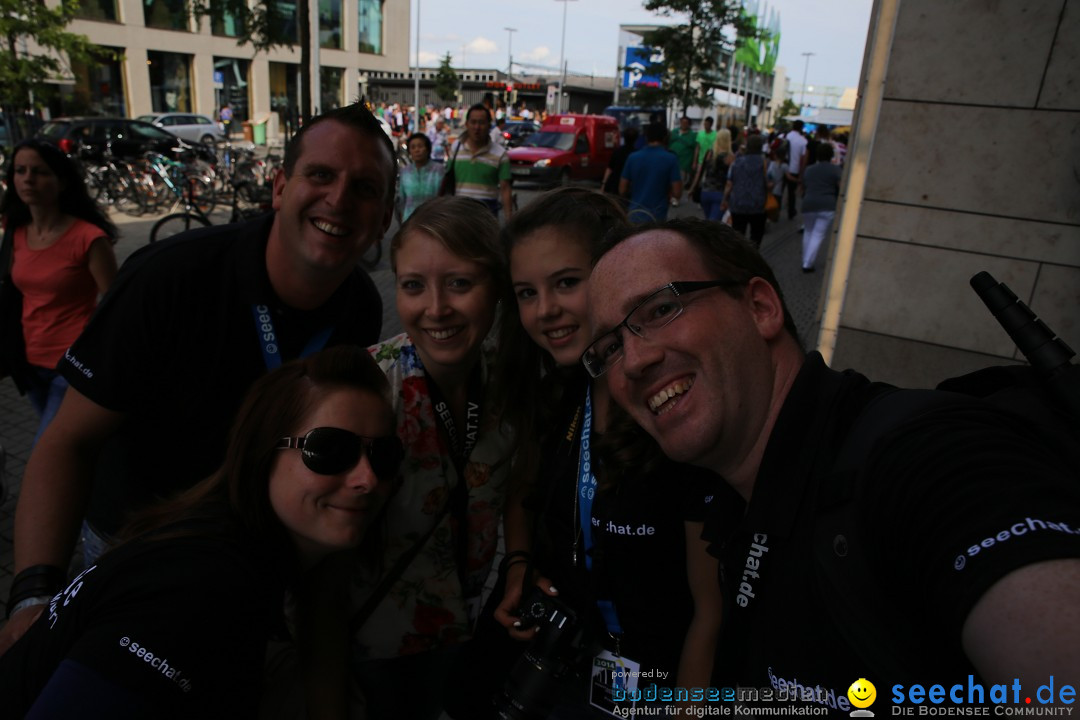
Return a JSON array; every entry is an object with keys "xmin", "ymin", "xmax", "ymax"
[{"xmin": 250, "ymin": 304, "xmax": 334, "ymax": 370}]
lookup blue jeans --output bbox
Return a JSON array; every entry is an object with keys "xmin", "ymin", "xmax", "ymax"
[
  {"xmin": 700, "ymin": 190, "xmax": 725, "ymax": 221},
  {"xmin": 25, "ymin": 366, "xmax": 69, "ymax": 446}
]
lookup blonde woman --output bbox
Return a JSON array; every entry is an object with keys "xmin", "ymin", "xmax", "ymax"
[{"xmin": 691, "ymin": 127, "xmax": 735, "ymax": 220}]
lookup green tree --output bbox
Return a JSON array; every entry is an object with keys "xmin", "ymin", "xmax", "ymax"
[
  {"xmin": 0, "ymin": 0, "xmax": 99, "ymax": 128},
  {"xmin": 774, "ymin": 97, "xmax": 801, "ymax": 129},
  {"xmin": 434, "ymin": 53, "xmax": 460, "ymax": 104},
  {"xmin": 628, "ymin": 0, "xmax": 759, "ymax": 114}
]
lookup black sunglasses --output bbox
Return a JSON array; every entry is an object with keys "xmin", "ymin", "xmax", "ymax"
[{"xmin": 276, "ymin": 427, "xmax": 404, "ymax": 479}]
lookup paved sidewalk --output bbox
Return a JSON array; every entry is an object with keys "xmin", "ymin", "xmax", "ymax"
[{"xmin": 0, "ymin": 198, "xmax": 829, "ymax": 610}]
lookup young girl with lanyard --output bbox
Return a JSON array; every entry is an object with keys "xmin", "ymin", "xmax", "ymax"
[
  {"xmin": 490, "ymin": 188, "xmax": 725, "ymax": 717},
  {"xmin": 345, "ymin": 196, "xmax": 512, "ymax": 718}
]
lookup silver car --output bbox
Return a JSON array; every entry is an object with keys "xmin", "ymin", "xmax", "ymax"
[{"xmin": 136, "ymin": 113, "xmax": 226, "ymax": 146}]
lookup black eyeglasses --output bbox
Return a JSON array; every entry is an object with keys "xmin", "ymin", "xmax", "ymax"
[
  {"xmin": 277, "ymin": 427, "xmax": 404, "ymax": 480},
  {"xmin": 581, "ymin": 280, "xmax": 738, "ymax": 378}
]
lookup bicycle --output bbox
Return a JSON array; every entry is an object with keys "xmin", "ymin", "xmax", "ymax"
[
  {"xmin": 142, "ymin": 149, "xmax": 216, "ymax": 216},
  {"xmin": 149, "ymin": 176, "xmax": 273, "ymax": 243}
]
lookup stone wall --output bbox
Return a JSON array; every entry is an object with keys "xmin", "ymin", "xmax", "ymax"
[{"xmin": 827, "ymin": 0, "xmax": 1080, "ymax": 388}]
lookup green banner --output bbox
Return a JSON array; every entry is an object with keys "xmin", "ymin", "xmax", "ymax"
[{"xmin": 734, "ymin": 2, "xmax": 780, "ymax": 74}]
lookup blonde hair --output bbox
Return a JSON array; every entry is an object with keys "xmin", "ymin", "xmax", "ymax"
[
  {"xmin": 390, "ymin": 196, "xmax": 506, "ymax": 293},
  {"xmin": 711, "ymin": 127, "xmax": 732, "ymax": 158}
]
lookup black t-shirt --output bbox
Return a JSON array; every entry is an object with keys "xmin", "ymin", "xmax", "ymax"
[
  {"xmin": 59, "ymin": 215, "xmax": 382, "ymax": 535},
  {"xmin": 706, "ymin": 353, "xmax": 1080, "ymax": 708},
  {"xmin": 0, "ymin": 522, "xmax": 286, "ymax": 718},
  {"xmin": 591, "ymin": 462, "xmax": 723, "ymax": 683},
  {"xmin": 526, "ymin": 388, "xmax": 727, "ymax": 683}
]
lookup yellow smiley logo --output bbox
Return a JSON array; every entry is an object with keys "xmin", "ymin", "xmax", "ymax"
[{"xmin": 848, "ymin": 678, "xmax": 877, "ymax": 709}]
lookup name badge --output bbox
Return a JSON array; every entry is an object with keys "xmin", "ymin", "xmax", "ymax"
[{"xmin": 590, "ymin": 650, "xmax": 641, "ymax": 716}]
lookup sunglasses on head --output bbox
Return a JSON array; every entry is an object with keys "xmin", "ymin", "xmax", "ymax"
[{"xmin": 276, "ymin": 427, "xmax": 404, "ymax": 479}]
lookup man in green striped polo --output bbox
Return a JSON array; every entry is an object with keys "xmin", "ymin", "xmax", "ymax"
[{"xmin": 448, "ymin": 104, "xmax": 512, "ymax": 221}]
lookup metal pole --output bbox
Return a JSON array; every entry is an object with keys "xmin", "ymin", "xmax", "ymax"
[
  {"xmin": 413, "ymin": 0, "xmax": 421, "ymax": 132},
  {"xmin": 555, "ymin": 0, "xmax": 576, "ymax": 114},
  {"xmin": 504, "ymin": 27, "xmax": 517, "ymax": 80},
  {"xmin": 800, "ymin": 51, "xmax": 814, "ymax": 107}
]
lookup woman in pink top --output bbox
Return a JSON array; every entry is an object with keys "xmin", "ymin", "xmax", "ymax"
[{"xmin": 2, "ymin": 140, "xmax": 117, "ymax": 441}]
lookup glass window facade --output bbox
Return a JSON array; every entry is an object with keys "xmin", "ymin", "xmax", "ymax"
[
  {"xmin": 67, "ymin": 0, "xmax": 118, "ymax": 22},
  {"xmin": 320, "ymin": 67, "xmax": 344, "ymax": 112},
  {"xmin": 148, "ymin": 51, "xmax": 193, "ymax": 112},
  {"xmin": 211, "ymin": 0, "xmax": 243, "ymax": 37},
  {"xmin": 358, "ymin": 0, "xmax": 382, "ymax": 54},
  {"xmin": 50, "ymin": 46, "xmax": 126, "ymax": 117},
  {"xmin": 214, "ymin": 57, "xmax": 250, "ymax": 126},
  {"xmin": 274, "ymin": 0, "xmax": 300, "ymax": 43},
  {"xmin": 144, "ymin": 0, "xmax": 189, "ymax": 30},
  {"xmin": 320, "ymin": 0, "xmax": 342, "ymax": 49},
  {"xmin": 270, "ymin": 62, "xmax": 300, "ymax": 133}
]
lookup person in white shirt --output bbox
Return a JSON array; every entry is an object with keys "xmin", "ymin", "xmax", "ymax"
[{"xmin": 782, "ymin": 120, "xmax": 808, "ymax": 220}]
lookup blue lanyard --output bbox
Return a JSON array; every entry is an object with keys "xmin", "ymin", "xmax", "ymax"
[
  {"xmin": 578, "ymin": 386, "xmax": 624, "ymax": 637},
  {"xmin": 251, "ymin": 304, "xmax": 334, "ymax": 370}
]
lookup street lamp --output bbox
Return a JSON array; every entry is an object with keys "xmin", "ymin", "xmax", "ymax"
[
  {"xmin": 800, "ymin": 51, "xmax": 815, "ymax": 107},
  {"xmin": 413, "ymin": 0, "xmax": 421, "ymax": 132},
  {"xmin": 504, "ymin": 27, "xmax": 517, "ymax": 81},
  {"xmin": 554, "ymin": 0, "xmax": 577, "ymax": 114}
]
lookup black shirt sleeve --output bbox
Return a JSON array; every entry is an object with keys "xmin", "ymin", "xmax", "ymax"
[{"xmin": 861, "ymin": 404, "xmax": 1080, "ymax": 634}]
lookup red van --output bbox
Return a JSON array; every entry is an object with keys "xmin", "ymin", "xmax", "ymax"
[{"xmin": 507, "ymin": 114, "xmax": 620, "ymax": 185}]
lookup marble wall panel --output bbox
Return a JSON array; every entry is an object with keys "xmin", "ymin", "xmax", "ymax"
[
  {"xmin": 866, "ymin": 103, "xmax": 1080, "ymax": 224},
  {"xmin": 1038, "ymin": 0, "xmax": 1080, "ymax": 110},
  {"xmin": 840, "ymin": 237, "xmax": 1042, "ymax": 356},
  {"xmin": 886, "ymin": 0, "xmax": 1063, "ymax": 106},
  {"xmin": 857, "ymin": 201, "xmax": 1080, "ymax": 267},
  {"xmin": 831, "ymin": 326, "xmax": 1022, "ymax": 389}
]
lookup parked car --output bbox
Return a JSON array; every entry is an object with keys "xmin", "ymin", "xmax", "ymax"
[
  {"xmin": 36, "ymin": 117, "xmax": 216, "ymax": 163},
  {"xmin": 507, "ymin": 114, "xmax": 620, "ymax": 186},
  {"xmin": 136, "ymin": 113, "xmax": 227, "ymax": 146},
  {"xmin": 501, "ymin": 120, "xmax": 541, "ymax": 148}
]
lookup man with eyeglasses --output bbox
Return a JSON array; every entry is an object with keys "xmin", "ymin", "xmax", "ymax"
[
  {"xmin": 2, "ymin": 103, "xmax": 395, "ymax": 654},
  {"xmin": 584, "ymin": 217, "xmax": 1080, "ymax": 704}
]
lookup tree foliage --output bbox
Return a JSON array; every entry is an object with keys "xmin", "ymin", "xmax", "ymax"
[
  {"xmin": 434, "ymin": 53, "xmax": 460, "ymax": 103},
  {"xmin": 0, "ymin": 0, "xmax": 99, "ymax": 115},
  {"xmin": 775, "ymin": 97, "xmax": 801, "ymax": 127},
  {"xmin": 628, "ymin": 0, "xmax": 759, "ymax": 113}
]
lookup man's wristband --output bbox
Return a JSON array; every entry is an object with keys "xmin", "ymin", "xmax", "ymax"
[
  {"xmin": 8, "ymin": 596, "xmax": 51, "ymax": 617},
  {"xmin": 7, "ymin": 564, "xmax": 65, "ymax": 618}
]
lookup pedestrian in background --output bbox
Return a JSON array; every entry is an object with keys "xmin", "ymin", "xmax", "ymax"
[
  {"xmin": 691, "ymin": 116, "xmax": 717, "ymax": 180},
  {"xmin": 692, "ymin": 127, "xmax": 734, "ymax": 220},
  {"xmin": 782, "ymin": 120, "xmax": 809, "ymax": 220},
  {"xmin": 668, "ymin": 116, "xmax": 697, "ymax": 185},
  {"xmin": 396, "ymin": 132, "xmax": 443, "ymax": 222},
  {"xmin": 723, "ymin": 134, "xmax": 770, "ymax": 248},
  {"xmin": 219, "ymin": 102, "xmax": 233, "ymax": 136},
  {"xmin": 799, "ymin": 142, "xmax": 842, "ymax": 272},
  {"xmin": 620, "ymin": 123, "xmax": 681, "ymax": 223},
  {"xmin": 1, "ymin": 140, "xmax": 117, "ymax": 443},
  {"xmin": 602, "ymin": 126, "xmax": 639, "ymax": 198}
]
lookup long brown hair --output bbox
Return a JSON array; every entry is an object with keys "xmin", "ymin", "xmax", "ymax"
[
  {"xmin": 491, "ymin": 188, "xmax": 632, "ymax": 491},
  {"xmin": 114, "ymin": 347, "xmax": 393, "ymax": 560}
]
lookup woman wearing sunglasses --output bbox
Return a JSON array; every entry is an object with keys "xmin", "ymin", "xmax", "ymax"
[
  {"xmin": 342, "ymin": 196, "xmax": 510, "ymax": 718},
  {"xmin": 486, "ymin": 188, "xmax": 726, "ymax": 716},
  {"xmin": 0, "ymin": 346, "xmax": 402, "ymax": 717}
]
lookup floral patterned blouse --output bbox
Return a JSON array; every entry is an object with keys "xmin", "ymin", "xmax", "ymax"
[{"xmin": 351, "ymin": 333, "xmax": 511, "ymax": 660}]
